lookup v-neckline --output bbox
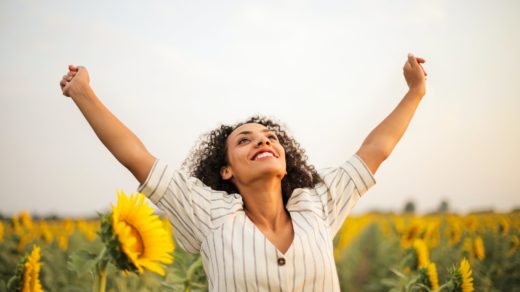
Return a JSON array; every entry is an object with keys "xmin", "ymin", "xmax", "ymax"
[{"xmin": 243, "ymin": 211, "xmax": 296, "ymax": 256}]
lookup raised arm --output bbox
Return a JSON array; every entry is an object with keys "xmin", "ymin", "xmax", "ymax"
[
  {"xmin": 59, "ymin": 65, "xmax": 155, "ymax": 184},
  {"xmin": 356, "ymin": 53, "xmax": 427, "ymax": 175}
]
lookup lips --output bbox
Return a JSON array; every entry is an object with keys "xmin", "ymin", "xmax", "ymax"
[{"xmin": 251, "ymin": 149, "xmax": 278, "ymax": 160}]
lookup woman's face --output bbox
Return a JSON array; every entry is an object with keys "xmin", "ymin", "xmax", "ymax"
[{"xmin": 221, "ymin": 123, "xmax": 286, "ymax": 186}]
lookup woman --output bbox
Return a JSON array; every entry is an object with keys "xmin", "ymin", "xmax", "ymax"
[{"xmin": 59, "ymin": 53, "xmax": 427, "ymax": 291}]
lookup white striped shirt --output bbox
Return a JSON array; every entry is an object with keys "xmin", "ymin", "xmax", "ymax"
[{"xmin": 138, "ymin": 154, "xmax": 376, "ymax": 291}]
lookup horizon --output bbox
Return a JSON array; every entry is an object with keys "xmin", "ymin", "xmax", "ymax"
[{"xmin": 1, "ymin": 0, "xmax": 519, "ymax": 216}]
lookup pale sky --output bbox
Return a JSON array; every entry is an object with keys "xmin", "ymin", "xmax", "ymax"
[{"xmin": 1, "ymin": 0, "xmax": 519, "ymax": 216}]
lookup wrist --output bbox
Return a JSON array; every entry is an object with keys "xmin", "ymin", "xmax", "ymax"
[
  {"xmin": 407, "ymin": 85, "xmax": 425, "ymax": 98},
  {"xmin": 71, "ymin": 85, "xmax": 95, "ymax": 102}
]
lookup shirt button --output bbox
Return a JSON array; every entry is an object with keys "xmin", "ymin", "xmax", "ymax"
[{"xmin": 277, "ymin": 257, "xmax": 286, "ymax": 266}]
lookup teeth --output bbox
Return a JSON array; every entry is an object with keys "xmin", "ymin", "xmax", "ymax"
[{"xmin": 255, "ymin": 152, "xmax": 274, "ymax": 160}]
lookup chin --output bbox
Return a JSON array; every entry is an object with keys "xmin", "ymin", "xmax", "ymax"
[{"xmin": 255, "ymin": 166, "xmax": 285, "ymax": 178}]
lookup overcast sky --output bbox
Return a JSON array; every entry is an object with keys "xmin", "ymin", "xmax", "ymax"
[{"xmin": 1, "ymin": 0, "xmax": 519, "ymax": 216}]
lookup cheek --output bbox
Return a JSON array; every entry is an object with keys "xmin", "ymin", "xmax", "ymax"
[{"xmin": 227, "ymin": 146, "xmax": 247, "ymax": 166}]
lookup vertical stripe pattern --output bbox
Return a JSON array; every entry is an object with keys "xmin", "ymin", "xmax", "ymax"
[{"xmin": 138, "ymin": 154, "xmax": 376, "ymax": 291}]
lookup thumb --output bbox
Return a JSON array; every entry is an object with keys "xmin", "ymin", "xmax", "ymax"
[
  {"xmin": 407, "ymin": 53, "xmax": 418, "ymax": 67},
  {"xmin": 76, "ymin": 65, "xmax": 88, "ymax": 75}
]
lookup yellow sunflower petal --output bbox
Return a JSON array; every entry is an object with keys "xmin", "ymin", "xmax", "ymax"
[
  {"xmin": 459, "ymin": 258, "xmax": 474, "ymax": 292},
  {"xmin": 21, "ymin": 245, "xmax": 44, "ymax": 292}
]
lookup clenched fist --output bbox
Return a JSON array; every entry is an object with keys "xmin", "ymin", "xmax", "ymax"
[
  {"xmin": 403, "ymin": 53, "xmax": 427, "ymax": 97},
  {"xmin": 60, "ymin": 65, "xmax": 90, "ymax": 98}
]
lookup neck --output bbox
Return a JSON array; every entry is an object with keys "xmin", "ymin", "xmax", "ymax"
[{"xmin": 237, "ymin": 177, "xmax": 288, "ymax": 231}]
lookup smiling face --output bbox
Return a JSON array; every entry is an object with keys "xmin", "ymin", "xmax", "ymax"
[{"xmin": 221, "ymin": 123, "xmax": 287, "ymax": 186}]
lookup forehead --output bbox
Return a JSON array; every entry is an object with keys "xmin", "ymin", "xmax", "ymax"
[
  {"xmin": 229, "ymin": 123, "xmax": 270, "ymax": 138},
  {"xmin": 231, "ymin": 123, "xmax": 269, "ymax": 134}
]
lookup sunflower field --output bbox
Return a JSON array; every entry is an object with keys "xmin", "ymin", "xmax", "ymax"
[{"xmin": 0, "ymin": 195, "xmax": 519, "ymax": 291}]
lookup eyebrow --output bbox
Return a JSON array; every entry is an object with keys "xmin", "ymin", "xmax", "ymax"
[{"xmin": 236, "ymin": 129, "xmax": 273, "ymax": 136}]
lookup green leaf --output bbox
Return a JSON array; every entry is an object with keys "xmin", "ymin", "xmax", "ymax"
[
  {"xmin": 67, "ymin": 249, "xmax": 99, "ymax": 276},
  {"xmin": 381, "ymin": 278, "xmax": 400, "ymax": 287},
  {"xmin": 190, "ymin": 282, "xmax": 208, "ymax": 289},
  {"xmin": 186, "ymin": 256, "xmax": 203, "ymax": 280},
  {"xmin": 160, "ymin": 282, "xmax": 185, "ymax": 290},
  {"xmin": 390, "ymin": 268, "xmax": 408, "ymax": 279},
  {"xmin": 6, "ymin": 276, "xmax": 19, "ymax": 292},
  {"xmin": 166, "ymin": 273, "xmax": 187, "ymax": 284}
]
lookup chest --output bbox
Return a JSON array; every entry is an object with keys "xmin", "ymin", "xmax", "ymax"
[{"xmin": 201, "ymin": 211, "xmax": 338, "ymax": 291}]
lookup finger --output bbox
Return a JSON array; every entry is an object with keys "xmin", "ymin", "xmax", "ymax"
[
  {"xmin": 418, "ymin": 64, "xmax": 428, "ymax": 76},
  {"xmin": 403, "ymin": 61, "xmax": 412, "ymax": 71},
  {"xmin": 67, "ymin": 71, "xmax": 74, "ymax": 77},
  {"xmin": 420, "ymin": 68, "xmax": 427, "ymax": 76},
  {"xmin": 416, "ymin": 57, "xmax": 426, "ymax": 64},
  {"xmin": 77, "ymin": 65, "xmax": 85, "ymax": 71},
  {"xmin": 60, "ymin": 79, "xmax": 67, "ymax": 89},
  {"xmin": 407, "ymin": 53, "xmax": 418, "ymax": 67},
  {"xmin": 66, "ymin": 75, "xmax": 73, "ymax": 81},
  {"xmin": 69, "ymin": 64, "xmax": 78, "ymax": 72}
]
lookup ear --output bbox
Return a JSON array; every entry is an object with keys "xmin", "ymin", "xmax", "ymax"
[{"xmin": 220, "ymin": 166, "xmax": 233, "ymax": 180}]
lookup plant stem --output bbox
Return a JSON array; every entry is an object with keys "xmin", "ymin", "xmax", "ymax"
[
  {"xmin": 99, "ymin": 270, "xmax": 107, "ymax": 292},
  {"xmin": 97, "ymin": 247, "xmax": 109, "ymax": 292}
]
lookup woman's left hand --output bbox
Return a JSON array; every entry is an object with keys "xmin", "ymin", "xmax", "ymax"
[{"xmin": 403, "ymin": 53, "xmax": 427, "ymax": 97}]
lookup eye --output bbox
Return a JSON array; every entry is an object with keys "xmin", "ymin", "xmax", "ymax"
[
  {"xmin": 268, "ymin": 134, "xmax": 278, "ymax": 141},
  {"xmin": 238, "ymin": 137, "xmax": 250, "ymax": 145}
]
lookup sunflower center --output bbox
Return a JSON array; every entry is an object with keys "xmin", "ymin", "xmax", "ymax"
[{"xmin": 127, "ymin": 224, "xmax": 145, "ymax": 256}]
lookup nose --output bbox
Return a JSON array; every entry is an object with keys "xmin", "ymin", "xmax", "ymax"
[{"xmin": 256, "ymin": 136, "xmax": 270, "ymax": 146}]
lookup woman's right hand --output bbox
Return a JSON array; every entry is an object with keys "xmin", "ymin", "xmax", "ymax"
[
  {"xmin": 60, "ymin": 65, "xmax": 90, "ymax": 98},
  {"xmin": 403, "ymin": 53, "xmax": 427, "ymax": 97}
]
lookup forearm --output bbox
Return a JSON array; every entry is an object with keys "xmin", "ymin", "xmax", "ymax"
[
  {"xmin": 71, "ymin": 87, "xmax": 154, "ymax": 183},
  {"xmin": 360, "ymin": 88, "xmax": 424, "ymax": 157}
]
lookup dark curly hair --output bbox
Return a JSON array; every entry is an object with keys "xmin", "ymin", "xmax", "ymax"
[{"xmin": 182, "ymin": 116, "xmax": 322, "ymax": 206}]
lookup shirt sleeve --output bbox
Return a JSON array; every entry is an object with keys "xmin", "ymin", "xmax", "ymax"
[
  {"xmin": 137, "ymin": 159, "xmax": 213, "ymax": 254},
  {"xmin": 317, "ymin": 154, "xmax": 376, "ymax": 238}
]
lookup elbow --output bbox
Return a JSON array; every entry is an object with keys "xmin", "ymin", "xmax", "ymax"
[
  {"xmin": 123, "ymin": 150, "xmax": 156, "ymax": 185},
  {"xmin": 356, "ymin": 144, "xmax": 391, "ymax": 175},
  {"xmin": 360, "ymin": 143, "xmax": 391, "ymax": 161}
]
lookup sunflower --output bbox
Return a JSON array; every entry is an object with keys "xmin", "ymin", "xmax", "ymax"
[
  {"xmin": 22, "ymin": 245, "xmax": 44, "ymax": 292},
  {"xmin": 497, "ymin": 216, "xmax": 509, "ymax": 235},
  {"xmin": 473, "ymin": 236, "xmax": 485, "ymax": 261},
  {"xmin": 419, "ymin": 262, "xmax": 439, "ymax": 291},
  {"xmin": 462, "ymin": 237, "xmax": 473, "ymax": 258},
  {"xmin": 422, "ymin": 222, "xmax": 440, "ymax": 248},
  {"xmin": 38, "ymin": 221, "xmax": 53, "ymax": 244},
  {"xmin": 464, "ymin": 215, "xmax": 478, "ymax": 234},
  {"xmin": 401, "ymin": 222, "xmax": 421, "ymax": 248},
  {"xmin": 447, "ymin": 222, "xmax": 462, "ymax": 245},
  {"xmin": 457, "ymin": 258, "xmax": 474, "ymax": 292},
  {"xmin": 0, "ymin": 221, "xmax": 4, "ymax": 242},
  {"xmin": 426, "ymin": 262, "xmax": 439, "ymax": 291},
  {"xmin": 100, "ymin": 191, "xmax": 174, "ymax": 275},
  {"xmin": 413, "ymin": 239, "xmax": 430, "ymax": 269},
  {"xmin": 20, "ymin": 211, "xmax": 34, "ymax": 230},
  {"xmin": 8, "ymin": 245, "xmax": 44, "ymax": 292}
]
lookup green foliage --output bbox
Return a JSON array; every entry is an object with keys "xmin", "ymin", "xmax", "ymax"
[
  {"xmin": 0, "ymin": 240, "xmax": 19, "ymax": 283},
  {"xmin": 68, "ymin": 248, "xmax": 101, "ymax": 277},
  {"xmin": 1, "ymin": 213, "xmax": 519, "ymax": 291},
  {"xmin": 162, "ymin": 252, "xmax": 207, "ymax": 291},
  {"xmin": 337, "ymin": 223, "xmax": 402, "ymax": 291},
  {"xmin": 6, "ymin": 253, "xmax": 26, "ymax": 292}
]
